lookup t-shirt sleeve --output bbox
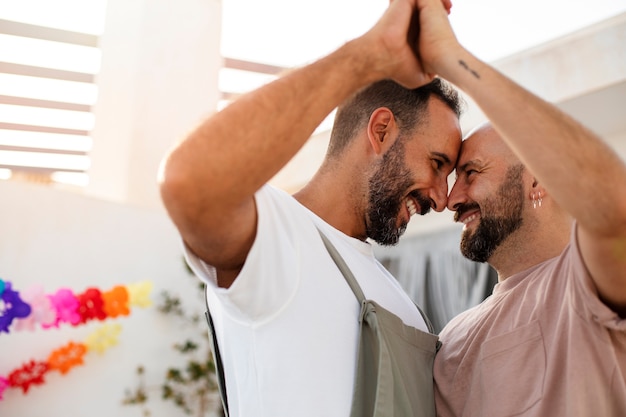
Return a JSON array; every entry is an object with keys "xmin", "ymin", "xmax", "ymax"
[
  {"xmin": 570, "ymin": 222, "xmax": 626, "ymax": 331},
  {"xmin": 181, "ymin": 185, "xmax": 304, "ymax": 324}
]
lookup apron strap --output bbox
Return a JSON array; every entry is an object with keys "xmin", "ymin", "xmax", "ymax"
[
  {"xmin": 204, "ymin": 285, "xmax": 230, "ymax": 417},
  {"xmin": 318, "ymin": 228, "xmax": 435, "ymax": 334},
  {"xmin": 317, "ymin": 228, "xmax": 367, "ymax": 303}
]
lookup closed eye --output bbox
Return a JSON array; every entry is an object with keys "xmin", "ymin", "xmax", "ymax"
[{"xmin": 431, "ymin": 152, "xmax": 452, "ymax": 172}]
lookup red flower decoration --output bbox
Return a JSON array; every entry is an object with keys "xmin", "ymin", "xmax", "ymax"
[
  {"xmin": 76, "ymin": 288, "xmax": 107, "ymax": 324},
  {"xmin": 102, "ymin": 285, "xmax": 130, "ymax": 318},
  {"xmin": 48, "ymin": 342, "xmax": 87, "ymax": 374},
  {"xmin": 8, "ymin": 360, "xmax": 49, "ymax": 393}
]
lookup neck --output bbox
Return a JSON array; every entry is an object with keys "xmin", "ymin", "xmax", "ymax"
[
  {"xmin": 293, "ymin": 161, "xmax": 369, "ymax": 241},
  {"xmin": 490, "ymin": 210, "xmax": 572, "ymax": 281}
]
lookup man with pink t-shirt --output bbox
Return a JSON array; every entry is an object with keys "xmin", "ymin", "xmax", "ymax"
[
  {"xmin": 408, "ymin": 0, "xmax": 626, "ymax": 415},
  {"xmin": 434, "ymin": 123, "xmax": 626, "ymax": 416}
]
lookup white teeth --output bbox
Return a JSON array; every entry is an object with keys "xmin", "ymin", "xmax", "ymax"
[
  {"xmin": 406, "ymin": 198, "xmax": 417, "ymax": 216},
  {"xmin": 462, "ymin": 213, "xmax": 479, "ymax": 224}
]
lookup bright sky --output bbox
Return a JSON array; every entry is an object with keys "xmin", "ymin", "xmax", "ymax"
[{"xmin": 221, "ymin": 0, "xmax": 626, "ymax": 66}]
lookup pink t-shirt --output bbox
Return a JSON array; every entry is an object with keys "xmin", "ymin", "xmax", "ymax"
[{"xmin": 434, "ymin": 225, "xmax": 626, "ymax": 417}]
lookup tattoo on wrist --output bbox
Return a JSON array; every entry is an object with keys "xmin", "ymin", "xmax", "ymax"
[{"xmin": 459, "ymin": 60, "xmax": 480, "ymax": 79}]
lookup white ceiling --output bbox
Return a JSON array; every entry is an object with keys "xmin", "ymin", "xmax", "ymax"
[{"xmin": 221, "ymin": 0, "xmax": 626, "ymax": 66}]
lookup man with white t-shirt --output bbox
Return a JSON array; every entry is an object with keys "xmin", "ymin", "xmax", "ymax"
[{"xmin": 158, "ymin": 0, "xmax": 462, "ymax": 416}]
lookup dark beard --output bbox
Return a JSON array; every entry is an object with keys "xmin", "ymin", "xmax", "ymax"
[
  {"xmin": 366, "ymin": 138, "xmax": 431, "ymax": 246},
  {"xmin": 458, "ymin": 164, "xmax": 525, "ymax": 262}
]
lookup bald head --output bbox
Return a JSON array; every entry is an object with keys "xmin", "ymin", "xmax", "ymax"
[
  {"xmin": 460, "ymin": 122, "xmax": 522, "ymax": 170},
  {"xmin": 448, "ymin": 122, "xmax": 573, "ymax": 276}
]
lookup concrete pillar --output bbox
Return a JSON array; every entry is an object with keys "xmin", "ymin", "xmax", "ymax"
[{"xmin": 87, "ymin": 0, "xmax": 222, "ymax": 209}]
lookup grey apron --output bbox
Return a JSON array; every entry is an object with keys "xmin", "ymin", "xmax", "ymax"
[
  {"xmin": 204, "ymin": 229, "xmax": 441, "ymax": 417},
  {"xmin": 318, "ymin": 230, "xmax": 440, "ymax": 417}
]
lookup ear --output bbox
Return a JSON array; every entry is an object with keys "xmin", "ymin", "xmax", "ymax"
[
  {"xmin": 367, "ymin": 107, "xmax": 398, "ymax": 155},
  {"xmin": 529, "ymin": 178, "xmax": 548, "ymax": 206}
]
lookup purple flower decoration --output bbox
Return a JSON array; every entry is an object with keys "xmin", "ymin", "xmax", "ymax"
[{"xmin": 0, "ymin": 282, "xmax": 32, "ymax": 333}]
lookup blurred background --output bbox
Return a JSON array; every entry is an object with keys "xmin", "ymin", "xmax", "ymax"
[{"xmin": 1, "ymin": 0, "xmax": 625, "ymax": 416}]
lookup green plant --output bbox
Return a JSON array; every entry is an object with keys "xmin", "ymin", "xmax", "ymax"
[{"xmin": 122, "ymin": 260, "xmax": 223, "ymax": 417}]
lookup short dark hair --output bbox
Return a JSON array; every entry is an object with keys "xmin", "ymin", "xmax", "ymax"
[{"xmin": 327, "ymin": 78, "xmax": 463, "ymax": 157}]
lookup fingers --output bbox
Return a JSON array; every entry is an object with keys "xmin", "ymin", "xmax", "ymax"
[
  {"xmin": 374, "ymin": 0, "xmax": 453, "ymax": 88},
  {"xmin": 442, "ymin": 0, "xmax": 452, "ymax": 14}
]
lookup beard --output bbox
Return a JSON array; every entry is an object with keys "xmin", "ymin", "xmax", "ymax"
[
  {"xmin": 457, "ymin": 164, "xmax": 525, "ymax": 263},
  {"xmin": 366, "ymin": 138, "xmax": 431, "ymax": 246}
]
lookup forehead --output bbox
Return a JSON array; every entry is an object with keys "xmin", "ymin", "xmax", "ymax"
[
  {"xmin": 416, "ymin": 97, "xmax": 462, "ymax": 156},
  {"xmin": 457, "ymin": 126, "xmax": 512, "ymax": 167}
]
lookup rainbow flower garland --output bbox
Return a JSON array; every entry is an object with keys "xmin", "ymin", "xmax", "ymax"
[
  {"xmin": 0, "ymin": 279, "xmax": 153, "ymax": 399},
  {"xmin": 0, "ymin": 323, "xmax": 122, "ymax": 399},
  {"xmin": 0, "ymin": 279, "xmax": 153, "ymax": 334}
]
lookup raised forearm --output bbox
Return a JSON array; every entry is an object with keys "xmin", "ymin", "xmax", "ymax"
[
  {"xmin": 159, "ymin": 40, "xmax": 385, "ymax": 228},
  {"xmin": 438, "ymin": 49, "xmax": 626, "ymax": 236},
  {"xmin": 413, "ymin": 0, "xmax": 626, "ymax": 312}
]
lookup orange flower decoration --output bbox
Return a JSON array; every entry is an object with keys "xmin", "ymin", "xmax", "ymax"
[
  {"xmin": 102, "ymin": 285, "xmax": 130, "ymax": 318},
  {"xmin": 47, "ymin": 342, "xmax": 87, "ymax": 374}
]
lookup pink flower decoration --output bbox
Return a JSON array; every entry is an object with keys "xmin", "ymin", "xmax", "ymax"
[
  {"xmin": 0, "ymin": 376, "xmax": 9, "ymax": 400},
  {"xmin": 13, "ymin": 285, "xmax": 56, "ymax": 332},
  {"xmin": 45, "ymin": 288, "xmax": 80, "ymax": 328}
]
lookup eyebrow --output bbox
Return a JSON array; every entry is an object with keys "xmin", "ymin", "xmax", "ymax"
[
  {"xmin": 458, "ymin": 159, "xmax": 482, "ymax": 171},
  {"xmin": 432, "ymin": 152, "xmax": 452, "ymax": 165}
]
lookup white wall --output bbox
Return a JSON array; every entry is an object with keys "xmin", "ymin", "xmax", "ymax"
[
  {"xmin": 0, "ymin": 180, "xmax": 222, "ymax": 417},
  {"xmin": 1, "ymin": 0, "xmax": 224, "ymax": 415}
]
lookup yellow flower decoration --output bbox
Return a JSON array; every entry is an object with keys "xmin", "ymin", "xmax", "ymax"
[
  {"xmin": 84, "ymin": 323, "xmax": 122, "ymax": 355},
  {"xmin": 126, "ymin": 281, "xmax": 153, "ymax": 308}
]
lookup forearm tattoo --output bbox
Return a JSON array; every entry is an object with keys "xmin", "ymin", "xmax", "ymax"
[{"xmin": 459, "ymin": 60, "xmax": 480, "ymax": 79}]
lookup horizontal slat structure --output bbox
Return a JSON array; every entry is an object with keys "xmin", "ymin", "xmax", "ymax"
[
  {"xmin": 0, "ymin": 6, "xmax": 307, "ymax": 188},
  {"xmin": 0, "ymin": 17, "xmax": 100, "ymax": 186},
  {"xmin": 218, "ymin": 57, "xmax": 286, "ymax": 107}
]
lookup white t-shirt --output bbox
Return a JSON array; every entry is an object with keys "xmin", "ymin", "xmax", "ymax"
[{"xmin": 184, "ymin": 184, "xmax": 427, "ymax": 417}]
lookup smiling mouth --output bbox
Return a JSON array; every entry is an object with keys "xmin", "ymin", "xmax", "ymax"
[
  {"xmin": 454, "ymin": 201, "xmax": 480, "ymax": 222},
  {"xmin": 406, "ymin": 198, "xmax": 418, "ymax": 217},
  {"xmin": 461, "ymin": 212, "xmax": 480, "ymax": 225}
]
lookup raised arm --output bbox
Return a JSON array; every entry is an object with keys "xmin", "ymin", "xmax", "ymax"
[
  {"xmin": 415, "ymin": 0, "xmax": 626, "ymax": 314},
  {"xmin": 158, "ymin": 0, "xmax": 434, "ymax": 286}
]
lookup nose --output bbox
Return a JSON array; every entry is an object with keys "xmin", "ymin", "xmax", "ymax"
[
  {"xmin": 447, "ymin": 178, "xmax": 466, "ymax": 211},
  {"xmin": 430, "ymin": 176, "xmax": 449, "ymax": 212}
]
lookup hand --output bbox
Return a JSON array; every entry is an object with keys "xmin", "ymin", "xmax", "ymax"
[
  {"xmin": 413, "ymin": 0, "xmax": 462, "ymax": 77},
  {"xmin": 355, "ymin": 0, "xmax": 437, "ymax": 89}
]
